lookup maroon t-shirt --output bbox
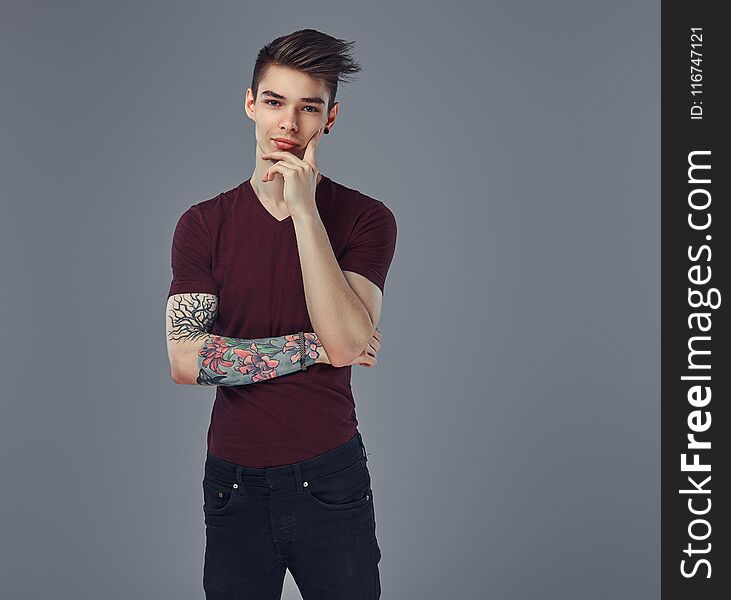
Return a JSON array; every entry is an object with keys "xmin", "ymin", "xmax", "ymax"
[{"xmin": 167, "ymin": 174, "xmax": 397, "ymax": 467}]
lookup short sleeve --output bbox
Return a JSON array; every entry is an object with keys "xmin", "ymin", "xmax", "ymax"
[
  {"xmin": 338, "ymin": 200, "xmax": 397, "ymax": 294},
  {"xmin": 167, "ymin": 205, "xmax": 219, "ymax": 298}
]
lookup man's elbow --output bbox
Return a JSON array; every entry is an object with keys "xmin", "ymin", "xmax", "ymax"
[
  {"xmin": 328, "ymin": 353, "xmax": 347, "ymax": 368},
  {"xmin": 171, "ymin": 371, "xmax": 187, "ymax": 385},
  {"xmin": 170, "ymin": 364, "xmax": 186, "ymax": 385},
  {"xmin": 329, "ymin": 354, "xmax": 353, "ymax": 368},
  {"xmin": 323, "ymin": 341, "xmax": 353, "ymax": 368},
  {"xmin": 170, "ymin": 358, "xmax": 195, "ymax": 385},
  {"xmin": 328, "ymin": 337, "xmax": 371, "ymax": 368}
]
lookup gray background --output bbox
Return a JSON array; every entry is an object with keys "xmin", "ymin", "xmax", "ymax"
[{"xmin": 0, "ymin": 1, "xmax": 659, "ymax": 598}]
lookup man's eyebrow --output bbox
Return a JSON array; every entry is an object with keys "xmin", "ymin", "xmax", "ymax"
[{"xmin": 261, "ymin": 90, "xmax": 326, "ymax": 105}]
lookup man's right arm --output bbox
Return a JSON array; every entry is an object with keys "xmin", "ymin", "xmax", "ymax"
[{"xmin": 166, "ymin": 292, "xmax": 329, "ymax": 385}]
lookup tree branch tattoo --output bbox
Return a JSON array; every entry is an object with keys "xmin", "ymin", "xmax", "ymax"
[
  {"xmin": 167, "ymin": 293, "xmax": 323, "ymax": 386},
  {"xmin": 167, "ymin": 293, "xmax": 217, "ymax": 344}
]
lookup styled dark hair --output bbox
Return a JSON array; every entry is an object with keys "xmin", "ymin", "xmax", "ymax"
[{"xmin": 251, "ymin": 29, "xmax": 361, "ymax": 113}]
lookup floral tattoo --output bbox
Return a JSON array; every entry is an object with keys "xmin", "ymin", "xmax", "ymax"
[
  {"xmin": 197, "ymin": 332, "xmax": 321, "ymax": 385},
  {"xmin": 167, "ymin": 293, "xmax": 323, "ymax": 385}
]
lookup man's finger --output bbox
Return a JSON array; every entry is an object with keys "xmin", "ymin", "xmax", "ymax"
[
  {"xmin": 303, "ymin": 127, "xmax": 324, "ymax": 168},
  {"xmin": 262, "ymin": 162, "xmax": 295, "ymax": 182},
  {"xmin": 260, "ymin": 150, "xmax": 302, "ymax": 165}
]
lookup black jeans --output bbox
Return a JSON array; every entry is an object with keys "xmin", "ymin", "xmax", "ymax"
[{"xmin": 202, "ymin": 430, "xmax": 382, "ymax": 599}]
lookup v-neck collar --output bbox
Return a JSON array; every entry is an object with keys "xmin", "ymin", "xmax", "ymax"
[{"xmin": 245, "ymin": 175, "xmax": 330, "ymax": 225}]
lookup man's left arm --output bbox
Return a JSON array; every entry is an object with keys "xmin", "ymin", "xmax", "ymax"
[
  {"xmin": 291, "ymin": 211, "xmax": 381, "ymax": 367},
  {"xmin": 259, "ymin": 133, "xmax": 395, "ymax": 367}
]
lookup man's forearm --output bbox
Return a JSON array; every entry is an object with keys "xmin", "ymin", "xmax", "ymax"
[
  {"xmin": 170, "ymin": 327, "xmax": 324, "ymax": 385},
  {"xmin": 292, "ymin": 211, "xmax": 374, "ymax": 365},
  {"xmin": 167, "ymin": 293, "xmax": 327, "ymax": 385},
  {"xmin": 194, "ymin": 331, "xmax": 323, "ymax": 385}
]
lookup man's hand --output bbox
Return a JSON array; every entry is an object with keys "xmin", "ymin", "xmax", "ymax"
[
  {"xmin": 314, "ymin": 328, "xmax": 382, "ymax": 367},
  {"xmin": 260, "ymin": 127, "xmax": 325, "ymax": 219},
  {"xmin": 345, "ymin": 327, "xmax": 382, "ymax": 367}
]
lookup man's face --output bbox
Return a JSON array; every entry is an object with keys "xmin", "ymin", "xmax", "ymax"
[{"xmin": 245, "ymin": 64, "xmax": 337, "ymax": 158}]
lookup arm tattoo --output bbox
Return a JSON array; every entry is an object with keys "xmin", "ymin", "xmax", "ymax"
[
  {"xmin": 167, "ymin": 293, "xmax": 323, "ymax": 386},
  {"xmin": 167, "ymin": 293, "xmax": 217, "ymax": 343},
  {"xmin": 196, "ymin": 332, "xmax": 321, "ymax": 385}
]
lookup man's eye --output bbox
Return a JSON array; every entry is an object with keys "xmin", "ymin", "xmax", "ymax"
[{"xmin": 264, "ymin": 99, "xmax": 319, "ymax": 113}]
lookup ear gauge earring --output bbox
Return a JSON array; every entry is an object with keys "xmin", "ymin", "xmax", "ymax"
[{"xmin": 324, "ymin": 126, "xmax": 329, "ymax": 134}]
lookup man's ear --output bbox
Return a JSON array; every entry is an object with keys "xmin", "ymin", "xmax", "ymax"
[
  {"xmin": 325, "ymin": 101, "xmax": 339, "ymax": 132},
  {"xmin": 243, "ymin": 89, "xmax": 256, "ymax": 121}
]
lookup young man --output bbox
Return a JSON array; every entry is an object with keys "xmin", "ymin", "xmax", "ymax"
[{"xmin": 165, "ymin": 29, "xmax": 397, "ymax": 599}]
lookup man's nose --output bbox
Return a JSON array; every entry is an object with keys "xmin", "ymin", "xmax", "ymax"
[{"xmin": 279, "ymin": 114, "xmax": 299, "ymax": 132}]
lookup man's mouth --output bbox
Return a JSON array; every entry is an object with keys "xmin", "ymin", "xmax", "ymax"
[{"xmin": 272, "ymin": 138, "xmax": 298, "ymax": 150}]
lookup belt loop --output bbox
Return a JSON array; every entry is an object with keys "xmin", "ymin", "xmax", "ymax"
[
  {"xmin": 235, "ymin": 465, "xmax": 246, "ymax": 495},
  {"xmin": 293, "ymin": 463, "xmax": 304, "ymax": 495}
]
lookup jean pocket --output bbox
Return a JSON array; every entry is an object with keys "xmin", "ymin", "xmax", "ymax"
[
  {"xmin": 303, "ymin": 457, "xmax": 372, "ymax": 511},
  {"xmin": 202, "ymin": 474, "xmax": 239, "ymax": 515}
]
